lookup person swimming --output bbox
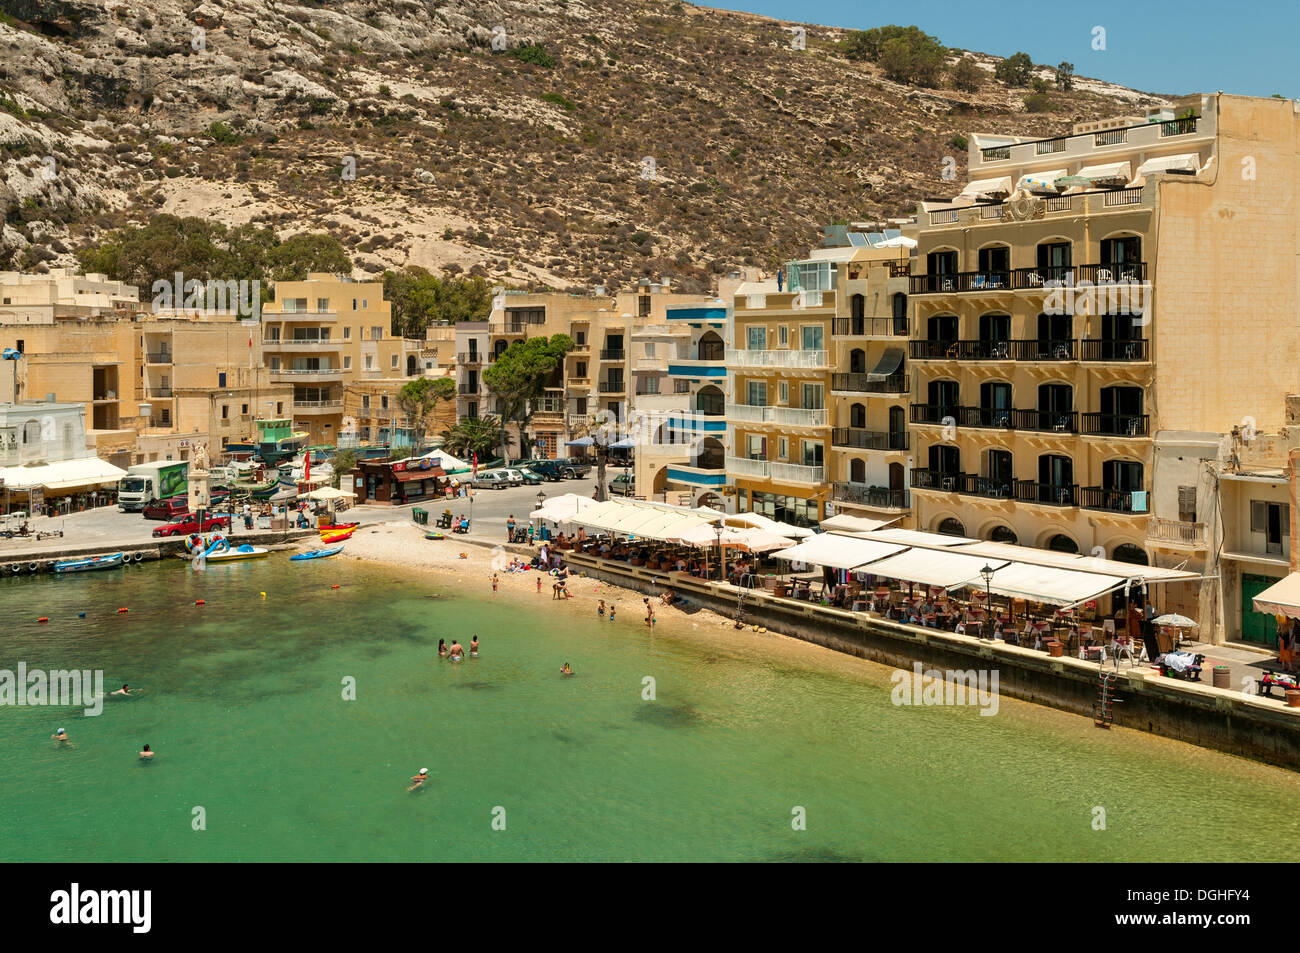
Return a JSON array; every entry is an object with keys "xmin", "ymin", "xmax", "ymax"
[
  {"xmin": 52, "ymin": 727, "xmax": 69, "ymax": 743},
  {"xmin": 449, "ymin": 640, "xmax": 464, "ymax": 661},
  {"xmin": 469, "ymin": 635, "xmax": 479, "ymax": 658},
  {"xmin": 110, "ymin": 684, "xmax": 131, "ymax": 696},
  {"xmin": 139, "ymin": 744, "xmax": 153, "ymax": 760},
  {"xmin": 560, "ymin": 662, "xmax": 573, "ymax": 676},
  {"xmin": 408, "ymin": 767, "xmax": 430, "ymax": 791},
  {"xmin": 438, "ymin": 639, "xmax": 448, "ymax": 658}
]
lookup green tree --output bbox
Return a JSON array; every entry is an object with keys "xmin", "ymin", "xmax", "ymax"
[
  {"xmin": 331, "ymin": 449, "xmax": 358, "ymax": 489},
  {"xmin": 950, "ymin": 55, "xmax": 983, "ymax": 92},
  {"xmin": 877, "ymin": 31, "xmax": 947, "ymax": 86},
  {"xmin": 382, "ymin": 268, "xmax": 493, "ymax": 337},
  {"xmin": 994, "ymin": 51, "xmax": 1034, "ymax": 86},
  {"xmin": 482, "ymin": 334, "xmax": 575, "ymax": 464},
  {"xmin": 397, "ymin": 376, "xmax": 456, "ymax": 450},
  {"xmin": 1023, "ymin": 92, "xmax": 1054, "ymax": 113},
  {"xmin": 267, "ymin": 233, "xmax": 352, "ymax": 281},
  {"xmin": 1055, "ymin": 61, "xmax": 1074, "ymax": 91},
  {"xmin": 439, "ymin": 416, "xmax": 501, "ymax": 461}
]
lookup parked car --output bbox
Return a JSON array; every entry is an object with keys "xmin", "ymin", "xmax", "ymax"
[
  {"xmin": 610, "ymin": 473, "xmax": 636, "ymax": 496},
  {"xmin": 490, "ymin": 469, "xmax": 523, "ymax": 487},
  {"xmin": 517, "ymin": 460, "xmax": 565, "ymax": 482},
  {"xmin": 557, "ymin": 457, "xmax": 593, "ymax": 478},
  {"xmin": 512, "ymin": 467, "xmax": 545, "ymax": 485},
  {"xmin": 152, "ymin": 512, "xmax": 232, "ymax": 537},
  {"xmin": 470, "ymin": 471, "xmax": 511, "ymax": 490},
  {"xmin": 141, "ymin": 497, "xmax": 189, "ymax": 521}
]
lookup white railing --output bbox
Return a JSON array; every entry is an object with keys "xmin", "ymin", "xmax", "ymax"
[
  {"xmin": 772, "ymin": 406, "xmax": 828, "ymax": 427},
  {"xmin": 1146, "ymin": 518, "xmax": 1208, "ymax": 546},
  {"xmin": 770, "ymin": 462, "xmax": 825, "ymax": 484},
  {"xmin": 726, "ymin": 402, "xmax": 773, "ymax": 423},
  {"xmin": 726, "ymin": 455, "xmax": 771, "ymax": 478},
  {"xmin": 271, "ymin": 367, "xmax": 341, "ymax": 376},
  {"xmin": 293, "ymin": 399, "xmax": 342, "ymax": 409},
  {"xmin": 725, "ymin": 349, "xmax": 829, "ymax": 369}
]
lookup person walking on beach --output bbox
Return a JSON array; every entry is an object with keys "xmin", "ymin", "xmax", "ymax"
[
  {"xmin": 242, "ymin": 502, "xmax": 253, "ymax": 531},
  {"xmin": 506, "ymin": 515, "xmax": 516, "ymax": 542},
  {"xmin": 536, "ymin": 575, "xmax": 542, "ymax": 594},
  {"xmin": 643, "ymin": 598, "xmax": 655, "ymax": 627}
]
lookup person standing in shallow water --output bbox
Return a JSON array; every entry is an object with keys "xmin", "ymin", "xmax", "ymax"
[
  {"xmin": 139, "ymin": 744, "xmax": 153, "ymax": 760},
  {"xmin": 492, "ymin": 573, "xmax": 499, "ymax": 596}
]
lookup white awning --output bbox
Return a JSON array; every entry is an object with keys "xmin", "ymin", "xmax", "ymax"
[
  {"xmin": 1017, "ymin": 168, "xmax": 1067, "ymax": 192},
  {"xmin": 726, "ymin": 511, "xmax": 814, "ymax": 538},
  {"xmin": 303, "ymin": 486, "xmax": 356, "ymax": 501},
  {"xmin": 960, "ymin": 176, "xmax": 1013, "ymax": 198},
  {"xmin": 1076, "ymin": 161, "xmax": 1132, "ymax": 183},
  {"xmin": 864, "ymin": 550, "xmax": 1010, "ymax": 590},
  {"xmin": 670, "ymin": 523, "xmax": 791, "ymax": 552},
  {"xmin": 530, "ymin": 493, "xmax": 599, "ymax": 522},
  {"xmin": 0, "ymin": 456, "xmax": 126, "ymax": 491},
  {"xmin": 1136, "ymin": 153, "xmax": 1200, "ymax": 177},
  {"xmin": 954, "ymin": 540, "xmax": 1195, "ymax": 583},
  {"xmin": 819, "ymin": 513, "xmax": 899, "ymax": 534},
  {"xmin": 771, "ymin": 533, "xmax": 906, "ymax": 571},
  {"xmin": 977, "ymin": 562, "xmax": 1127, "ymax": 606},
  {"xmin": 1252, "ymin": 573, "xmax": 1300, "ymax": 619},
  {"xmin": 866, "ymin": 528, "xmax": 977, "ymax": 547}
]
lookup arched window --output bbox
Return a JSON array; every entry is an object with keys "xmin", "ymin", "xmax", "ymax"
[
  {"xmin": 849, "ymin": 349, "xmax": 866, "ymax": 374},
  {"xmin": 22, "ymin": 420, "xmax": 40, "ymax": 445},
  {"xmin": 1112, "ymin": 543, "xmax": 1149, "ymax": 566},
  {"xmin": 990, "ymin": 525, "xmax": 1018, "ymax": 544},
  {"xmin": 850, "ymin": 294, "xmax": 865, "ymax": 320},
  {"xmin": 1048, "ymin": 534, "xmax": 1079, "ymax": 554},
  {"xmin": 697, "ymin": 437, "xmax": 724, "ymax": 470},
  {"xmin": 938, "ymin": 517, "xmax": 966, "ymax": 537},
  {"xmin": 850, "ymin": 403, "xmax": 866, "ymax": 429},
  {"xmin": 696, "ymin": 385, "xmax": 724, "ymax": 416},
  {"xmin": 850, "ymin": 458, "xmax": 866, "ymax": 483},
  {"xmin": 697, "ymin": 331, "xmax": 724, "ymax": 361}
]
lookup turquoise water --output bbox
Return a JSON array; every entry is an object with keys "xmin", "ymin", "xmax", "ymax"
[{"xmin": 2, "ymin": 557, "xmax": 1298, "ymax": 862}]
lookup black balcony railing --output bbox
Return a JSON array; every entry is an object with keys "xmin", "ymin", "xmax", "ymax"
[
  {"xmin": 1081, "ymin": 486, "xmax": 1150, "ymax": 513},
  {"xmin": 1013, "ymin": 480, "xmax": 1079, "ymax": 507},
  {"xmin": 1008, "ymin": 408, "xmax": 1078, "ymax": 434},
  {"xmin": 910, "ymin": 404, "xmax": 1077, "ymax": 434},
  {"xmin": 831, "ymin": 482, "xmax": 909, "ymax": 509},
  {"xmin": 600, "ymin": 348, "xmax": 626, "ymax": 361},
  {"xmin": 1080, "ymin": 338, "xmax": 1148, "ymax": 362},
  {"xmin": 909, "ymin": 262, "xmax": 1147, "ymax": 294},
  {"xmin": 831, "ymin": 428, "xmax": 909, "ymax": 451},
  {"xmin": 458, "ymin": 352, "xmax": 483, "ymax": 365},
  {"xmin": 1081, "ymin": 413, "xmax": 1150, "ymax": 437},
  {"xmin": 145, "ymin": 352, "xmax": 172, "ymax": 363},
  {"xmin": 832, "ymin": 317, "xmax": 908, "ymax": 337},
  {"xmin": 598, "ymin": 380, "xmax": 626, "ymax": 393},
  {"xmin": 830, "ymin": 370, "xmax": 907, "ymax": 394},
  {"xmin": 910, "ymin": 338, "xmax": 1077, "ymax": 361}
]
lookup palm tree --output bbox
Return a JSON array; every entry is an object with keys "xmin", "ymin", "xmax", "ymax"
[{"xmin": 440, "ymin": 415, "xmax": 501, "ymax": 462}]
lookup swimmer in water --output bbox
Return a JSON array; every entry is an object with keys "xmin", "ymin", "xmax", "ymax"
[
  {"xmin": 449, "ymin": 640, "xmax": 464, "ymax": 661},
  {"xmin": 110, "ymin": 684, "xmax": 131, "ymax": 696},
  {"xmin": 560, "ymin": 662, "xmax": 573, "ymax": 676},
  {"xmin": 408, "ymin": 767, "xmax": 429, "ymax": 792},
  {"xmin": 598, "ymin": 599, "xmax": 606, "ymax": 618},
  {"xmin": 52, "ymin": 727, "xmax": 69, "ymax": 744},
  {"xmin": 139, "ymin": 744, "xmax": 153, "ymax": 760},
  {"xmin": 438, "ymin": 639, "xmax": 448, "ymax": 658},
  {"xmin": 469, "ymin": 635, "xmax": 479, "ymax": 657}
]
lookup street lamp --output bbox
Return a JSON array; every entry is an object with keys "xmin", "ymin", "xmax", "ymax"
[
  {"xmin": 979, "ymin": 563, "xmax": 997, "ymax": 640},
  {"xmin": 713, "ymin": 518, "xmax": 724, "ymax": 581}
]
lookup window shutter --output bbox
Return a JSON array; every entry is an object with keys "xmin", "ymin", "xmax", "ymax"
[
  {"xmin": 1251, "ymin": 500, "xmax": 1267, "ymax": 533},
  {"xmin": 1283, "ymin": 504, "xmax": 1291, "ymax": 538},
  {"xmin": 1178, "ymin": 486, "xmax": 1197, "ymax": 522}
]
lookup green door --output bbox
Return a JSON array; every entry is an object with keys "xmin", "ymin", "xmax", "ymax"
[{"xmin": 1241, "ymin": 573, "xmax": 1281, "ymax": 646}]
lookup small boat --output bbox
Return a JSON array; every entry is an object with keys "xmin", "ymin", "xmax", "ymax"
[
  {"xmin": 205, "ymin": 544, "xmax": 269, "ymax": 563},
  {"xmin": 55, "ymin": 552, "xmax": 126, "ymax": 574},
  {"xmin": 320, "ymin": 528, "xmax": 355, "ymax": 544},
  {"xmin": 424, "ymin": 532, "xmax": 447, "ymax": 540},
  {"xmin": 318, "ymin": 522, "xmax": 358, "ymax": 532},
  {"xmin": 290, "ymin": 546, "xmax": 343, "ymax": 561}
]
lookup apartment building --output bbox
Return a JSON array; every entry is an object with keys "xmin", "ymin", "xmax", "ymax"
[
  {"xmin": 453, "ymin": 321, "xmax": 490, "ymax": 423},
  {"xmin": 905, "ymin": 93, "xmax": 1300, "ymax": 577},
  {"xmin": 726, "ymin": 239, "xmax": 913, "ymax": 527},
  {"xmin": 260, "ymin": 274, "xmax": 416, "ymax": 446},
  {"xmin": 341, "ymin": 376, "xmax": 457, "ymax": 450},
  {"xmin": 0, "ymin": 269, "xmax": 141, "ymax": 325}
]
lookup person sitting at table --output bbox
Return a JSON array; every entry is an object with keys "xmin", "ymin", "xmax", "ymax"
[{"xmin": 675, "ymin": 557, "xmax": 686, "ymax": 572}]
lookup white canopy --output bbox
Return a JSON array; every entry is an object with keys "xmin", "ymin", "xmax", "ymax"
[
  {"xmin": 867, "ymin": 528, "xmax": 977, "ymax": 547},
  {"xmin": 670, "ymin": 523, "xmax": 791, "ymax": 552},
  {"xmin": 1017, "ymin": 168, "xmax": 1067, "ymax": 192},
  {"xmin": 960, "ymin": 176, "xmax": 1014, "ymax": 198},
  {"xmin": 771, "ymin": 533, "xmax": 907, "ymax": 571},
  {"xmin": 1252, "ymin": 573, "xmax": 1300, "ymax": 619},
  {"xmin": 1135, "ymin": 153, "xmax": 1200, "ymax": 177},
  {"xmin": 0, "ymin": 456, "xmax": 126, "ymax": 491},
  {"xmin": 819, "ymin": 513, "xmax": 899, "ymax": 534},
  {"xmin": 864, "ymin": 550, "xmax": 1010, "ymax": 591},
  {"xmin": 530, "ymin": 493, "xmax": 599, "ymax": 522},
  {"xmin": 978, "ymin": 562, "xmax": 1126, "ymax": 606},
  {"xmin": 1076, "ymin": 161, "xmax": 1132, "ymax": 183},
  {"xmin": 725, "ymin": 511, "xmax": 813, "ymax": 538},
  {"xmin": 303, "ymin": 486, "xmax": 356, "ymax": 501},
  {"xmin": 421, "ymin": 448, "xmax": 471, "ymax": 472}
]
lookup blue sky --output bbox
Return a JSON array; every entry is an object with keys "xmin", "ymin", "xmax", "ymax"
[{"xmin": 707, "ymin": 0, "xmax": 1297, "ymax": 99}]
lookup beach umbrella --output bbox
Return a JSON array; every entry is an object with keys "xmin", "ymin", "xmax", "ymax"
[{"xmin": 1152, "ymin": 613, "xmax": 1197, "ymax": 628}]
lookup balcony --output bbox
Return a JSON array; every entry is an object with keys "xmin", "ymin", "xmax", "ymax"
[
  {"xmin": 458, "ymin": 352, "xmax": 483, "ymax": 365},
  {"xmin": 1081, "ymin": 486, "xmax": 1150, "ymax": 514},
  {"xmin": 598, "ymin": 380, "xmax": 627, "ymax": 394},
  {"xmin": 293, "ymin": 399, "xmax": 343, "ymax": 414},
  {"xmin": 726, "ymin": 455, "xmax": 771, "ymax": 479},
  {"xmin": 770, "ymin": 462, "xmax": 825, "ymax": 485},
  {"xmin": 531, "ymin": 397, "xmax": 566, "ymax": 416},
  {"xmin": 909, "ymin": 405, "xmax": 1078, "ymax": 434},
  {"xmin": 830, "ymin": 370, "xmax": 907, "ymax": 395},
  {"xmin": 147, "ymin": 387, "xmax": 174, "ymax": 398},
  {"xmin": 144, "ymin": 352, "xmax": 172, "ymax": 364},
  {"xmin": 267, "ymin": 338, "xmax": 339, "ymax": 351},
  {"xmin": 726, "ymin": 348, "xmax": 830, "ymax": 370},
  {"xmin": 909, "ymin": 469, "xmax": 1009, "ymax": 499},
  {"xmin": 977, "ymin": 115, "xmax": 1202, "ymax": 167},
  {"xmin": 771, "ymin": 407, "xmax": 828, "ymax": 428},
  {"xmin": 832, "ymin": 317, "xmax": 908, "ymax": 338},
  {"xmin": 726, "ymin": 402, "xmax": 773, "ymax": 423},
  {"xmin": 1080, "ymin": 338, "xmax": 1148, "ymax": 362},
  {"xmin": 909, "ymin": 263, "xmax": 1147, "ymax": 295},
  {"xmin": 1080, "ymin": 413, "xmax": 1150, "ymax": 438},
  {"xmin": 1147, "ymin": 518, "xmax": 1209, "ymax": 547},
  {"xmin": 264, "ymin": 310, "xmax": 338, "ymax": 322},
  {"xmin": 270, "ymin": 367, "xmax": 343, "ymax": 382},
  {"xmin": 1013, "ymin": 481, "xmax": 1079, "ymax": 507},
  {"xmin": 832, "ymin": 482, "xmax": 909, "ymax": 510},
  {"xmin": 831, "ymin": 428, "xmax": 908, "ymax": 451},
  {"xmin": 599, "ymin": 348, "xmax": 626, "ymax": 361},
  {"xmin": 910, "ymin": 338, "xmax": 1077, "ymax": 362}
]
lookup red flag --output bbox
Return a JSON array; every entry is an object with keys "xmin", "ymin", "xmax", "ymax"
[
  {"xmin": 472, "ymin": 452, "xmax": 478, "ymax": 478},
  {"xmin": 304, "ymin": 450, "xmax": 311, "ymax": 484}
]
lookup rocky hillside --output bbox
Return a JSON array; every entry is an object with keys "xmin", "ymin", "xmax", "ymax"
[{"xmin": 0, "ymin": 0, "xmax": 1170, "ymax": 292}]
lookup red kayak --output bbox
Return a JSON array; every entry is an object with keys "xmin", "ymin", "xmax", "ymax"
[{"xmin": 318, "ymin": 522, "xmax": 358, "ymax": 531}]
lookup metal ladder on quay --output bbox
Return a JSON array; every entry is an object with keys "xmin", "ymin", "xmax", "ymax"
[{"xmin": 1094, "ymin": 654, "xmax": 1121, "ymax": 728}]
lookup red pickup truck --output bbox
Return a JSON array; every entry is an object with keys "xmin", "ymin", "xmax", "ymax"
[{"xmin": 152, "ymin": 512, "xmax": 232, "ymax": 538}]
